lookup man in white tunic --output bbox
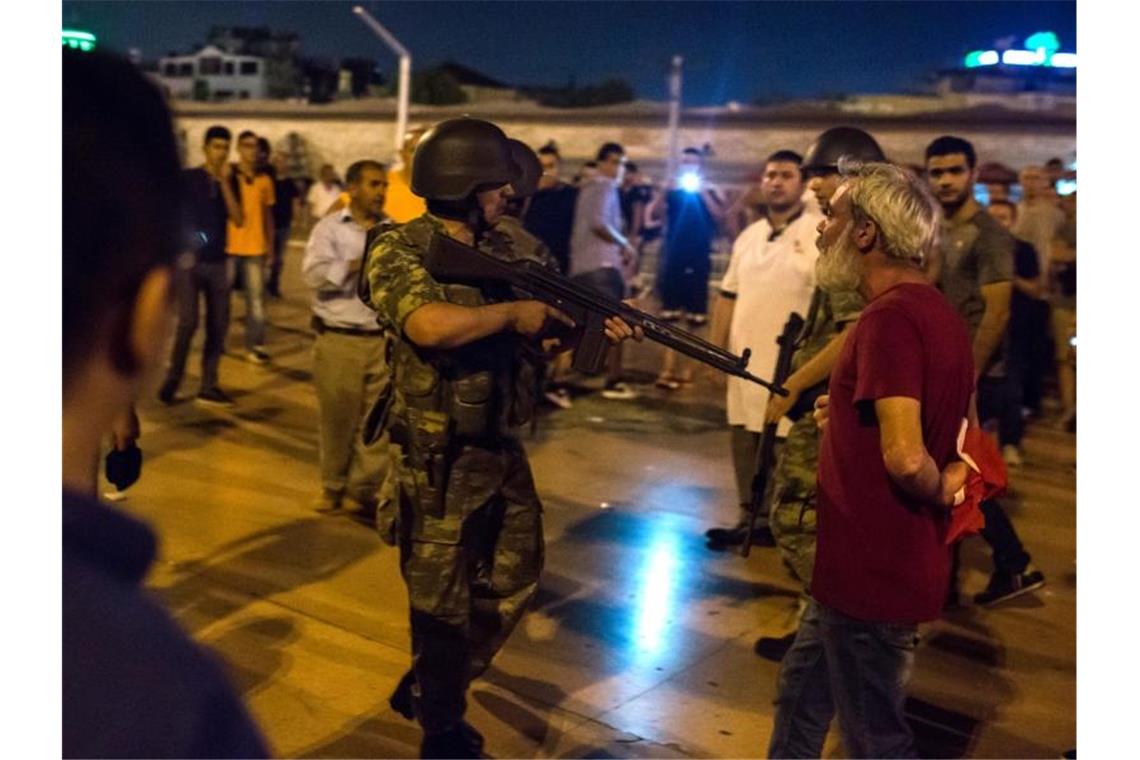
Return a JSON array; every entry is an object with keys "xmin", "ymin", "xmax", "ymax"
[{"xmin": 705, "ymin": 150, "xmax": 822, "ymax": 547}]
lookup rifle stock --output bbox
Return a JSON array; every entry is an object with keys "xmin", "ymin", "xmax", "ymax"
[
  {"xmin": 424, "ymin": 233, "xmax": 787, "ymax": 395},
  {"xmin": 740, "ymin": 311, "xmax": 806, "ymax": 558}
]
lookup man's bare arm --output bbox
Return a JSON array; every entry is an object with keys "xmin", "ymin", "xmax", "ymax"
[
  {"xmin": 404, "ymin": 300, "xmax": 639, "ymax": 351},
  {"xmin": 973, "ymin": 281, "xmax": 1012, "ymax": 376},
  {"xmin": 217, "ymin": 166, "xmax": 243, "ymax": 227},
  {"xmin": 707, "ymin": 292, "xmax": 736, "ymax": 349},
  {"xmin": 876, "ymin": 396, "xmax": 967, "ymax": 507},
  {"xmin": 764, "ymin": 327, "xmax": 851, "ymax": 423}
]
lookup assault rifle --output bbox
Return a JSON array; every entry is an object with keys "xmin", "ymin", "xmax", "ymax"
[
  {"xmin": 740, "ymin": 312, "xmax": 805, "ymax": 557},
  {"xmin": 423, "ymin": 233, "xmax": 788, "ymax": 395}
]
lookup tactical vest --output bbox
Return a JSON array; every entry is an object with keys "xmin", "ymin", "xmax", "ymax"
[{"xmin": 365, "ymin": 215, "xmax": 541, "ymax": 456}]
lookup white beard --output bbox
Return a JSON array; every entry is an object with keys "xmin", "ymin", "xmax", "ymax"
[{"xmin": 815, "ymin": 226, "xmax": 862, "ymax": 294}]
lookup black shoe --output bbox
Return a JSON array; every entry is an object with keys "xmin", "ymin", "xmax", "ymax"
[
  {"xmin": 420, "ymin": 723, "xmax": 483, "ymax": 759},
  {"xmin": 705, "ymin": 522, "xmax": 773, "ymax": 549},
  {"xmin": 974, "ymin": 569, "xmax": 1046, "ymax": 607},
  {"xmin": 158, "ymin": 379, "xmax": 178, "ymax": 406},
  {"xmin": 753, "ymin": 632, "xmax": 797, "ymax": 662},
  {"xmin": 195, "ymin": 387, "xmax": 235, "ymax": 407},
  {"xmin": 389, "ymin": 670, "xmax": 415, "ymax": 720},
  {"xmin": 705, "ymin": 522, "xmax": 747, "ymax": 544}
]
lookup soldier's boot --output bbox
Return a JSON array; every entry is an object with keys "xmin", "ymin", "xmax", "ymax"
[
  {"xmin": 420, "ymin": 722, "xmax": 484, "ymax": 759},
  {"xmin": 389, "ymin": 670, "xmax": 416, "ymax": 720}
]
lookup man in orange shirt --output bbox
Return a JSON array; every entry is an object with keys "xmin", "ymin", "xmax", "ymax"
[
  {"xmin": 227, "ymin": 130, "xmax": 276, "ymax": 364},
  {"xmin": 382, "ymin": 126, "xmax": 428, "ymax": 223}
]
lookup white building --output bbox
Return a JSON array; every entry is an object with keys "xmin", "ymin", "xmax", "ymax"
[{"xmin": 155, "ymin": 45, "xmax": 267, "ymax": 101}]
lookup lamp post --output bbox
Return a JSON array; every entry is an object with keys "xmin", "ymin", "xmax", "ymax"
[
  {"xmin": 665, "ymin": 55, "xmax": 683, "ymax": 183},
  {"xmin": 352, "ymin": 5, "xmax": 411, "ymax": 163}
]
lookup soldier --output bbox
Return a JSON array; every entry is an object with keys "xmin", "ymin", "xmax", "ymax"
[
  {"xmin": 753, "ymin": 127, "xmax": 885, "ymax": 660},
  {"xmin": 363, "ymin": 118, "xmax": 639, "ymax": 758}
]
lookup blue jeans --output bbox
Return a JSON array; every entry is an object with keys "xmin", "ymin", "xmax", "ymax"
[
  {"xmin": 230, "ymin": 255, "xmax": 267, "ymax": 350},
  {"xmin": 768, "ymin": 600, "xmax": 918, "ymax": 758}
]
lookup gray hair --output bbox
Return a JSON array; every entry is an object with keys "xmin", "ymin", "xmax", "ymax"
[{"xmin": 838, "ymin": 158, "xmax": 941, "ymax": 265}]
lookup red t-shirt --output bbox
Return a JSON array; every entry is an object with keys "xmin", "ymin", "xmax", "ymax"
[{"xmin": 812, "ymin": 282, "xmax": 974, "ymax": 623}]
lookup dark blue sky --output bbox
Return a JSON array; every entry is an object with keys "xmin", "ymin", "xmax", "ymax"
[{"xmin": 62, "ymin": 1, "xmax": 1076, "ymax": 105}]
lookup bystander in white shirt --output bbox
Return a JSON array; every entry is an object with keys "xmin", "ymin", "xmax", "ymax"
[
  {"xmin": 307, "ymin": 181, "xmax": 343, "ymax": 219},
  {"xmin": 720, "ymin": 208, "xmax": 822, "ymax": 432}
]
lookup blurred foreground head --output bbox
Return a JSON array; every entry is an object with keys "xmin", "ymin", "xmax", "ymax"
[{"xmin": 63, "ymin": 49, "xmax": 182, "ymax": 401}]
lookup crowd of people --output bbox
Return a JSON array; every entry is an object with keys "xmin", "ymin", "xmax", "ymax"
[{"xmin": 63, "ymin": 48, "xmax": 1077, "ymax": 758}]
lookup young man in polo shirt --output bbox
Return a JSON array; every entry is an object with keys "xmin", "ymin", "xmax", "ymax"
[
  {"xmin": 768, "ymin": 162, "xmax": 973, "ymax": 758},
  {"xmin": 228, "ymin": 129, "xmax": 276, "ymax": 364},
  {"xmin": 926, "ymin": 135, "xmax": 1046, "ymax": 606}
]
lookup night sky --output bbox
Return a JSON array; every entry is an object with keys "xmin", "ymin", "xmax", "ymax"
[{"xmin": 62, "ymin": 1, "xmax": 1076, "ymax": 105}]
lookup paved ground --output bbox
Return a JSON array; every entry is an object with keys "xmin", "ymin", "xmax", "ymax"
[{"xmin": 114, "ymin": 240, "xmax": 1076, "ymax": 758}]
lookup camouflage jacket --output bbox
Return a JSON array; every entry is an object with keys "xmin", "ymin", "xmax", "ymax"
[
  {"xmin": 790, "ymin": 287, "xmax": 864, "ymax": 374},
  {"xmin": 363, "ymin": 213, "xmax": 547, "ymax": 452}
]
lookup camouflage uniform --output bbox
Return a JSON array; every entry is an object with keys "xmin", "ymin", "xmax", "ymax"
[
  {"xmin": 364, "ymin": 212, "xmax": 548, "ymax": 734},
  {"xmin": 768, "ymin": 287, "xmax": 864, "ymax": 588}
]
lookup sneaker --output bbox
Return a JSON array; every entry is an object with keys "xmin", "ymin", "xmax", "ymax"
[
  {"xmin": 974, "ymin": 569, "xmax": 1046, "ymax": 607},
  {"xmin": 687, "ymin": 313, "xmax": 708, "ymax": 327},
  {"xmin": 601, "ymin": 381, "xmax": 639, "ymax": 400},
  {"xmin": 660, "ymin": 309, "xmax": 682, "ymax": 321},
  {"xmin": 543, "ymin": 388, "xmax": 574, "ymax": 409},
  {"xmin": 158, "ymin": 379, "xmax": 178, "ymax": 406},
  {"xmin": 245, "ymin": 348, "xmax": 270, "ymax": 365},
  {"xmin": 1002, "ymin": 445, "xmax": 1024, "ymax": 467},
  {"xmin": 195, "ymin": 387, "xmax": 235, "ymax": 407}
]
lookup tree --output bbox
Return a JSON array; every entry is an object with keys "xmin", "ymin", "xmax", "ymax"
[
  {"xmin": 340, "ymin": 56, "xmax": 384, "ymax": 98},
  {"xmin": 521, "ymin": 78, "xmax": 634, "ymax": 108},
  {"xmin": 411, "ymin": 68, "xmax": 468, "ymax": 105}
]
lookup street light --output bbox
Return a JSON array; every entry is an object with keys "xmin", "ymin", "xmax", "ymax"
[
  {"xmin": 352, "ymin": 5, "xmax": 411, "ymax": 163},
  {"xmin": 665, "ymin": 55, "xmax": 683, "ymax": 184}
]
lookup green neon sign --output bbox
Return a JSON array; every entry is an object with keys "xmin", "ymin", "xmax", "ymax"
[
  {"xmin": 1025, "ymin": 31, "xmax": 1061, "ymax": 56},
  {"xmin": 963, "ymin": 31, "xmax": 1074, "ymax": 69},
  {"xmin": 62, "ymin": 29, "xmax": 97, "ymax": 52}
]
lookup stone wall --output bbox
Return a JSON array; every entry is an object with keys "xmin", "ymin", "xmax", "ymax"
[{"xmin": 172, "ymin": 105, "xmax": 1075, "ymax": 183}]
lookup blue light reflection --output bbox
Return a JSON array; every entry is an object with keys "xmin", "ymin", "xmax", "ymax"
[{"xmin": 629, "ymin": 484, "xmax": 702, "ymax": 659}]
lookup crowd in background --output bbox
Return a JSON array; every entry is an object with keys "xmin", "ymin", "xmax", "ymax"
[{"xmin": 514, "ymin": 137, "xmax": 1076, "ymax": 445}]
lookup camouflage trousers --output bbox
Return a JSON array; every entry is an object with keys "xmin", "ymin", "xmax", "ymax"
[
  {"xmin": 767, "ymin": 414, "xmax": 820, "ymax": 590},
  {"xmin": 397, "ymin": 438, "xmax": 544, "ymax": 734}
]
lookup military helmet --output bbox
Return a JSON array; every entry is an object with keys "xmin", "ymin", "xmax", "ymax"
[
  {"xmin": 801, "ymin": 126, "xmax": 886, "ymax": 175},
  {"xmin": 411, "ymin": 118, "xmax": 520, "ymax": 201},
  {"xmin": 506, "ymin": 139, "xmax": 542, "ymax": 198}
]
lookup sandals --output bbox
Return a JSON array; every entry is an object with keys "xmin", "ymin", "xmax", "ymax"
[{"xmin": 654, "ymin": 373, "xmax": 694, "ymax": 391}]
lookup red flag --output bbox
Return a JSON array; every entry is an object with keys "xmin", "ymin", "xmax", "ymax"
[{"xmin": 945, "ymin": 420, "xmax": 1008, "ymax": 545}]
